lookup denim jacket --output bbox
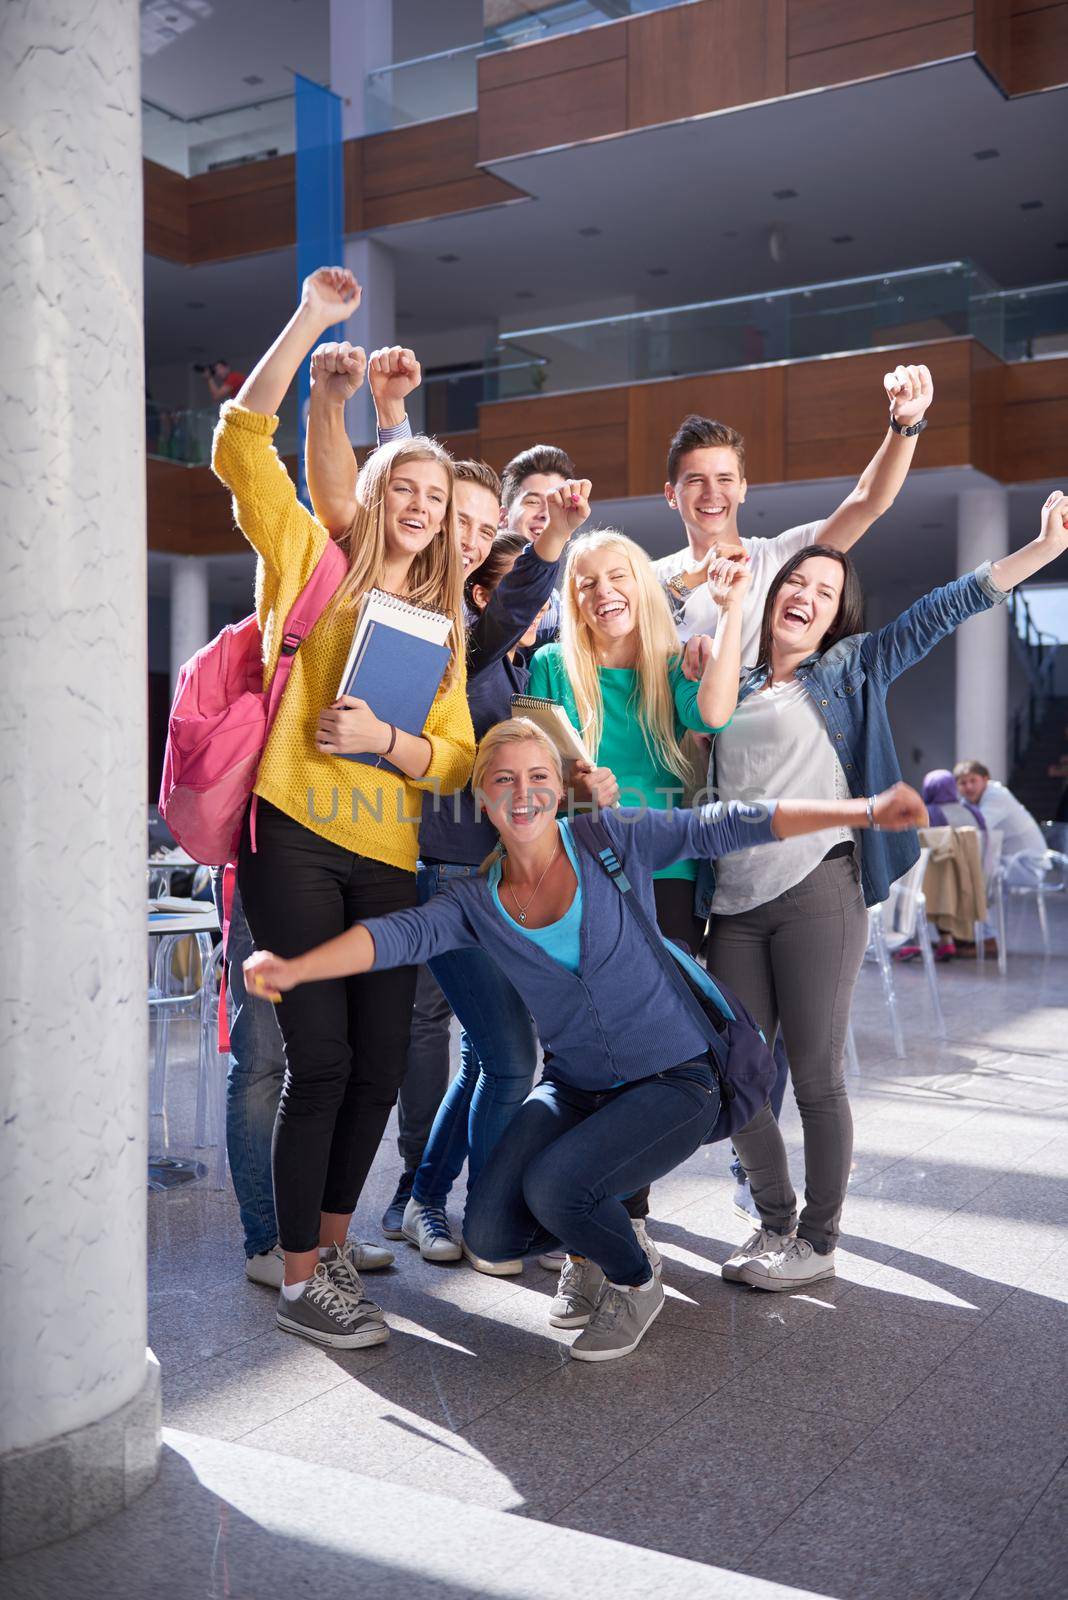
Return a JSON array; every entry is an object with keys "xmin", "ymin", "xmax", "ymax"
[{"xmin": 696, "ymin": 562, "xmax": 1008, "ymax": 915}]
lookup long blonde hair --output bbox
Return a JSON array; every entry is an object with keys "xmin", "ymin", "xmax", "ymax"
[
  {"xmin": 324, "ymin": 436, "xmax": 466, "ymax": 688},
  {"xmin": 560, "ymin": 530, "xmax": 691, "ymax": 785},
  {"xmin": 471, "ymin": 718, "xmax": 564, "ymax": 873}
]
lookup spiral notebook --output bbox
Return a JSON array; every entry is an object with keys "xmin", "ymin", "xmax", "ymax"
[
  {"xmin": 510, "ymin": 693, "xmax": 592, "ymax": 765},
  {"xmin": 336, "ymin": 590, "xmax": 452, "ymax": 772}
]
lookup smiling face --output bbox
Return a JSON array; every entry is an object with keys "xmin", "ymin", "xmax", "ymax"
[
  {"xmin": 769, "ymin": 555, "xmax": 845, "ymax": 657},
  {"xmin": 572, "ymin": 545, "xmax": 639, "ymax": 647},
  {"xmin": 666, "ymin": 445, "xmax": 747, "ymax": 547},
  {"xmin": 454, "ymin": 479, "xmax": 499, "ymax": 572},
  {"xmin": 506, "ymin": 472, "xmax": 568, "ymax": 540},
  {"xmin": 478, "ymin": 737, "xmax": 563, "ymax": 847},
  {"xmin": 383, "ymin": 458, "xmax": 451, "ymax": 562}
]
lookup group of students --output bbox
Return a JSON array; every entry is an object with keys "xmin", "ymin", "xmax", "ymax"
[{"xmin": 215, "ymin": 266, "xmax": 1067, "ymax": 1364}]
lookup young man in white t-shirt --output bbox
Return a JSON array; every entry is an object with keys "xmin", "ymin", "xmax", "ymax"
[{"xmin": 654, "ymin": 363, "xmax": 934, "ymax": 670}]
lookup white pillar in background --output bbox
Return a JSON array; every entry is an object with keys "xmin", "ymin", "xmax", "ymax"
[
  {"xmin": 331, "ymin": 0, "xmax": 398, "ymax": 444},
  {"xmin": 0, "ymin": 0, "xmax": 160, "ymax": 1557},
  {"xmin": 170, "ymin": 556, "xmax": 212, "ymax": 693},
  {"xmin": 956, "ymin": 487, "xmax": 1010, "ymax": 780}
]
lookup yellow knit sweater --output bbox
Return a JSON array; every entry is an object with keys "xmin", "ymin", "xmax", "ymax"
[{"xmin": 212, "ymin": 403, "xmax": 475, "ymax": 872}]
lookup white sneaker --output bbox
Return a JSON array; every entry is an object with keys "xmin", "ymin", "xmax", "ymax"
[
  {"xmin": 245, "ymin": 1238, "xmax": 393, "ymax": 1289},
  {"xmin": 739, "ymin": 1237, "xmax": 835, "ymax": 1292},
  {"xmin": 401, "ymin": 1197, "xmax": 461, "ymax": 1262},
  {"xmin": 721, "ymin": 1228, "xmax": 794, "ymax": 1284},
  {"xmin": 538, "ymin": 1249, "xmax": 566, "ymax": 1271},
  {"xmin": 462, "ymin": 1239, "xmax": 523, "ymax": 1276},
  {"xmin": 631, "ymin": 1217, "xmax": 663, "ymax": 1278},
  {"xmin": 245, "ymin": 1246, "xmax": 285, "ymax": 1288}
]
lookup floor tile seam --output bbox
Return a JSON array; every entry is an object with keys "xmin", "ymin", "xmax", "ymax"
[
  {"xmin": 965, "ymin": 1452, "xmax": 1068, "ymax": 1600},
  {"xmin": 228, "ymin": 1366, "xmax": 392, "ymax": 1445}
]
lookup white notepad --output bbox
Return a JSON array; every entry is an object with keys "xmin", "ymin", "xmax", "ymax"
[
  {"xmin": 510, "ymin": 693, "xmax": 592, "ymax": 766},
  {"xmin": 336, "ymin": 589, "xmax": 452, "ymax": 698}
]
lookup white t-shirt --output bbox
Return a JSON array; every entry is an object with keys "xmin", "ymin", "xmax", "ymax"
[
  {"xmin": 978, "ymin": 781, "xmax": 1047, "ymax": 862},
  {"xmin": 654, "ymin": 522, "xmax": 824, "ymax": 668},
  {"xmin": 711, "ymin": 678, "xmax": 853, "ymax": 915}
]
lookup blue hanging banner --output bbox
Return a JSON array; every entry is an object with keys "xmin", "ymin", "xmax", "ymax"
[{"xmin": 294, "ymin": 73, "xmax": 344, "ymax": 504}]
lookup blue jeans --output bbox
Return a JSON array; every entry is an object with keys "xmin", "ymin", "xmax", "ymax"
[
  {"xmin": 412, "ymin": 862, "xmax": 538, "ymax": 1208},
  {"xmin": 212, "ymin": 871, "xmax": 285, "ymax": 1258},
  {"xmin": 730, "ymin": 1032, "xmax": 790, "ymax": 1183},
  {"xmin": 465, "ymin": 1059, "xmax": 719, "ymax": 1286}
]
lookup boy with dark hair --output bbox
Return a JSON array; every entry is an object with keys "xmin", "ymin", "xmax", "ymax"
[{"xmin": 656, "ymin": 364, "xmax": 935, "ymax": 671}]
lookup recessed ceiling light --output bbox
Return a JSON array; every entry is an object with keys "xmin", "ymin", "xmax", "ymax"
[
  {"xmin": 1021, "ymin": 199, "xmax": 1044, "ymax": 210},
  {"xmin": 772, "ymin": 188, "xmax": 798, "ymax": 200},
  {"xmin": 185, "ymin": 300, "xmax": 206, "ymax": 309},
  {"xmin": 578, "ymin": 226, "xmax": 601, "ymax": 237},
  {"xmin": 647, "ymin": 267, "xmax": 669, "ymax": 276},
  {"xmin": 243, "ymin": 74, "xmax": 264, "ymax": 86},
  {"xmin": 831, "ymin": 234, "xmax": 854, "ymax": 244},
  {"xmin": 973, "ymin": 148, "xmax": 999, "ymax": 160},
  {"xmin": 1056, "ymin": 240, "xmax": 1068, "ymax": 249},
  {"xmin": 515, "ymin": 290, "xmax": 534, "ymax": 299},
  {"xmin": 437, "ymin": 253, "xmax": 460, "ymax": 263}
]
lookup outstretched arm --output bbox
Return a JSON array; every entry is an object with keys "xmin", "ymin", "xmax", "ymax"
[
  {"xmin": 305, "ymin": 341, "xmax": 366, "ymax": 535},
  {"xmin": 237, "ymin": 267, "xmax": 361, "ymax": 418},
  {"xmin": 817, "ymin": 364, "xmax": 934, "ymax": 552},
  {"xmin": 989, "ymin": 489, "xmax": 1068, "ymax": 591}
]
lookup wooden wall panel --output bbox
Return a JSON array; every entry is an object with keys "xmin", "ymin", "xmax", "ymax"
[
  {"xmin": 478, "ymin": 387, "xmax": 629, "ymax": 496},
  {"xmin": 147, "ymin": 458, "xmax": 294, "ymax": 555},
  {"xmin": 785, "ymin": 340, "xmax": 974, "ymax": 479},
  {"xmin": 627, "ymin": 0, "xmax": 786, "ymax": 129},
  {"xmin": 787, "ymin": 0, "xmax": 969, "ymax": 58},
  {"xmin": 478, "ymin": 58, "xmax": 627, "ymax": 162},
  {"xmin": 970, "ymin": 340, "xmax": 1006, "ymax": 480},
  {"xmin": 359, "ymin": 113, "xmax": 525, "ymax": 228},
  {"xmin": 974, "ymin": 0, "xmax": 1013, "ymax": 90},
  {"xmin": 479, "ymin": 23, "xmax": 627, "ymax": 91},
  {"xmin": 999, "ymin": 354, "xmax": 1068, "ymax": 481},
  {"xmin": 185, "ymin": 155, "xmax": 296, "ymax": 263},
  {"xmin": 787, "ymin": 10, "xmax": 974, "ymax": 93},
  {"xmin": 144, "ymin": 159, "xmax": 189, "ymax": 262},
  {"xmin": 627, "ymin": 368, "xmax": 786, "ymax": 494},
  {"xmin": 1009, "ymin": 2, "xmax": 1068, "ymax": 91}
]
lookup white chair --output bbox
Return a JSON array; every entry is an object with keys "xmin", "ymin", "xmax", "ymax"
[
  {"xmin": 194, "ymin": 945, "xmax": 230, "ymax": 1190},
  {"xmin": 1001, "ymin": 849, "xmax": 1067, "ymax": 955},
  {"xmin": 858, "ymin": 849, "xmax": 945, "ymax": 1061},
  {"xmin": 148, "ymin": 928, "xmax": 215, "ymax": 1161},
  {"xmin": 975, "ymin": 832, "xmax": 1008, "ymax": 974}
]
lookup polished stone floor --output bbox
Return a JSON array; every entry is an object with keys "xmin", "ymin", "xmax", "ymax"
[{"xmin": 6, "ymin": 896, "xmax": 1067, "ymax": 1599}]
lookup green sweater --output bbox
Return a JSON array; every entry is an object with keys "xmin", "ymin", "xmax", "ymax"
[{"xmin": 527, "ymin": 644, "xmax": 724, "ymax": 882}]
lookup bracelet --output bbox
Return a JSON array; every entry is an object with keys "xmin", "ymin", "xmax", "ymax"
[
  {"xmin": 866, "ymin": 795, "xmax": 880, "ymax": 831},
  {"xmin": 384, "ymin": 723, "xmax": 397, "ymax": 758}
]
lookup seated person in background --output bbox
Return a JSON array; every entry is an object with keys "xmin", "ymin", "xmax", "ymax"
[
  {"xmin": 954, "ymin": 759, "xmax": 1050, "ymax": 887},
  {"xmin": 910, "ymin": 770, "xmax": 991, "ymax": 961}
]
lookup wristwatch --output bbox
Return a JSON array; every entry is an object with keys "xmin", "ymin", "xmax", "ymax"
[{"xmin": 889, "ymin": 411, "xmax": 927, "ymax": 437}]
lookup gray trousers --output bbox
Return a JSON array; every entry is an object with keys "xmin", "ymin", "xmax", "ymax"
[
  {"xmin": 705, "ymin": 851, "xmax": 868, "ymax": 1253},
  {"xmin": 397, "ymin": 964, "xmax": 453, "ymax": 1170}
]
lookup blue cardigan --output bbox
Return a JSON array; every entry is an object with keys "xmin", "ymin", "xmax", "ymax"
[
  {"xmin": 365, "ymin": 801, "xmax": 778, "ymax": 1090},
  {"xmin": 697, "ymin": 563, "xmax": 1007, "ymax": 915}
]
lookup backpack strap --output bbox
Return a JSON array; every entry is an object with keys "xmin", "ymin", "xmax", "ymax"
[
  {"xmin": 249, "ymin": 539, "xmax": 348, "ymax": 852},
  {"xmin": 216, "ymin": 863, "xmax": 236, "ymax": 1054},
  {"xmin": 570, "ymin": 813, "xmax": 729, "ymax": 1053}
]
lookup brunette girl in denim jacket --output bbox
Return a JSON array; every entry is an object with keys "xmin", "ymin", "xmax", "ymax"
[{"xmin": 696, "ymin": 491, "xmax": 1068, "ymax": 1293}]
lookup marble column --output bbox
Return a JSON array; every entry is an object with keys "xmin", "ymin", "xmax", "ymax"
[
  {"xmin": 956, "ymin": 486, "xmax": 1010, "ymax": 779},
  {"xmin": 170, "ymin": 555, "xmax": 212, "ymax": 694},
  {"xmin": 0, "ymin": 0, "xmax": 160, "ymax": 1557}
]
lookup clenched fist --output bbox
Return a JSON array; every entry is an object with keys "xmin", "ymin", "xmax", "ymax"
[
  {"xmin": 301, "ymin": 267, "xmax": 361, "ymax": 331},
  {"xmin": 884, "ymin": 363, "xmax": 933, "ymax": 428},
  {"xmin": 544, "ymin": 479, "xmax": 593, "ymax": 541},
  {"xmin": 870, "ymin": 782, "xmax": 928, "ymax": 832},
  {"xmin": 310, "ymin": 340, "xmax": 367, "ymax": 403}
]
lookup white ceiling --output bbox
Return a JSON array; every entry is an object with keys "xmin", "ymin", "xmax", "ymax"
[{"xmin": 140, "ymin": 0, "xmax": 330, "ymax": 117}]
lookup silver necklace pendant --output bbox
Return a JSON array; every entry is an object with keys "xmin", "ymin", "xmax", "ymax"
[{"xmin": 518, "ymin": 911, "xmax": 527, "ymax": 923}]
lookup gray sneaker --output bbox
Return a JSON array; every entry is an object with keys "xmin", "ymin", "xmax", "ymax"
[
  {"xmin": 381, "ymin": 1169, "xmax": 414, "ymax": 1240},
  {"xmin": 322, "ymin": 1241, "xmax": 390, "ymax": 1312},
  {"xmin": 549, "ymin": 1255, "xmax": 606, "ymax": 1328},
  {"xmin": 276, "ymin": 1262, "xmax": 389, "ymax": 1350},
  {"xmin": 570, "ymin": 1277, "xmax": 666, "ymax": 1362},
  {"xmin": 721, "ymin": 1227, "xmax": 794, "ymax": 1283},
  {"xmin": 631, "ymin": 1217, "xmax": 663, "ymax": 1278}
]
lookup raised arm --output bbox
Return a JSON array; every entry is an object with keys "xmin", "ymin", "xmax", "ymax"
[
  {"xmin": 694, "ymin": 553, "xmax": 750, "ymax": 725},
  {"xmin": 237, "ymin": 267, "xmax": 360, "ymax": 418},
  {"xmin": 989, "ymin": 489, "xmax": 1068, "ymax": 591},
  {"xmin": 305, "ymin": 340, "xmax": 366, "ymax": 535},
  {"xmin": 817, "ymin": 364, "xmax": 933, "ymax": 552},
  {"xmin": 367, "ymin": 345, "xmax": 423, "ymax": 433}
]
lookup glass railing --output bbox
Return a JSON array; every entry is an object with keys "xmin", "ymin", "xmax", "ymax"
[
  {"xmin": 365, "ymin": 0, "xmax": 689, "ymax": 132},
  {"xmin": 147, "ymin": 405, "xmax": 298, "ymax": 466},
  {"xmin": 142, "ymin": 94, "xmax": 296, "ymax": 177},
  {"xmin": 986, "ymin": 279, "xmax": 1068, "ymax": 362},
  {"xmin": 411, "ymin": 354, "xmax": 550, "ymax": 437},
  {"xmin": 492, "ymin": 262, "xmax": 1008, "ymax": 397}
]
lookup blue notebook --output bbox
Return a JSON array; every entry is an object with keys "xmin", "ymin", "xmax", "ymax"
[{"xmin": 336, "ymin": 592, "xmax": 452, "ymax": 774}]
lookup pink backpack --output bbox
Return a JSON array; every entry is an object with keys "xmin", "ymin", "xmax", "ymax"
[{"xmin": 159, "ymin": 539, "xmax": 348, "ymax": 867}]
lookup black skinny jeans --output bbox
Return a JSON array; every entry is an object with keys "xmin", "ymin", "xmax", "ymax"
[{"xmin": 238, "ymin": 800, "xmax": 418, "ymax": 1252}]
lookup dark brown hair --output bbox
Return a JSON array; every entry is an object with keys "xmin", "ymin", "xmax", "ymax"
[
  {"xmin": 453, "ymin": 458, "xmax": 502, "ymax": 501},
  {"xmin": 464, "ymin": 530, "xmax": 528, "ymax": 612},
  {"xmin": 500, "ymin": 444, "xmax": 576, "ymax": 510},
  {"xmin": 755, "ymin": 545, "xmax": 865, "ymax": 667},
  {"xmin": 953, "ymin": 759, "xmax": 990, "ymax": 780},
  {"xmin": 667, "ymin": 414, "xmax": 746, "ymax": 484}
]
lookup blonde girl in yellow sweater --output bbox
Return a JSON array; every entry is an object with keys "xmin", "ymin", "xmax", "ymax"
[{"xmin": 213, "ymin": 266, "xmax": 475, "ymax": 1350}]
